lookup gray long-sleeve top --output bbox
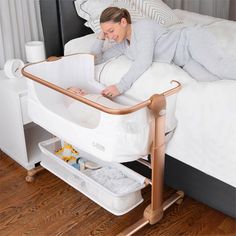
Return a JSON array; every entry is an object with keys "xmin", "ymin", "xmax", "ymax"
[{"xmin": 91, "ymin": 19, "xmax": 181, "ymax": 93}]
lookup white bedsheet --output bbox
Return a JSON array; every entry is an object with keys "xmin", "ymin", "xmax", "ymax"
[{"xmin": 167, "ymin": 80, "xmax": 236, "ymax": 187}]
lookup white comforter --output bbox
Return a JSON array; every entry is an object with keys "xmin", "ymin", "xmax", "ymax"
[{"xmin": 167, "ymin": 80, "xmax": 236, "ymax": 188}]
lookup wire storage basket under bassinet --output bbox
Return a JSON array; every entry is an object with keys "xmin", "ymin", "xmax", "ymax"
[{"xmin": 39, "ymin": 137, "xmax": 146, "ymax": 215}]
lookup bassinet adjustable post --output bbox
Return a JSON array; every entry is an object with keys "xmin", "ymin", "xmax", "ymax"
[{"xmin": 118, "ymin": 93, "xmax": 184, "ymax": 236}]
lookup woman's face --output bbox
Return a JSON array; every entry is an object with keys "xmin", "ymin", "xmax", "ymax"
[{"xmin": 101, "ymin": 18, "xmax": 128, "ymax": 43}]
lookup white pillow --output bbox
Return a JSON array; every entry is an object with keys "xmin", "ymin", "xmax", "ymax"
[
  {"xmin": 114, "ymin": 0, "xmax": 182, "ymax": 26},
  {"xmin": 173, "ymin": 9, "xmax": 224, "ymax": 26},
  {"xmin": 64, "ymin": 33, "xmax": 96, "ymax": 55},
  {"xmin": 74, "ymin": 0, "xmax": 182, "ymax": 33},
  {"xmin": 74, "ymin": 0, "xmax": 113, "ymax": 22},
  {"xmin": 64, "ymin": 33, "xmax": 114, "ymax": 56}
]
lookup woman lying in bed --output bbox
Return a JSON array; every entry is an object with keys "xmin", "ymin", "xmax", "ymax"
[{"xmin": 72, "ymin": 7, "xmax": 236, "ymax": 98}]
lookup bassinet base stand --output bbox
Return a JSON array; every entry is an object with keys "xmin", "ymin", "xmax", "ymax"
[{"xmin": 118, "ymin": 94, "xmax": 184, "ymax": 236}]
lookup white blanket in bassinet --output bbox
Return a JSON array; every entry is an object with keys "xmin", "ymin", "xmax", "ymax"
[{"xmin": 66, "ymin": 94, "xmax": 125, "ymax": 128}]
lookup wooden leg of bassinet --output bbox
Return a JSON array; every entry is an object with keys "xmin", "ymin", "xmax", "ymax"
[
  {"xmin": 25, "ymin": 165, "xmax": 44, "ymax": 182},
  {"xmin": 118, "ymin": 94, "xmax": 184, "ymax": 236}
]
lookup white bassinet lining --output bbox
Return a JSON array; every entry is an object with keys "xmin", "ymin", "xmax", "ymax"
[{"xmin": 24, "ymin": 54, "xmax": 153, "ymax": 162}]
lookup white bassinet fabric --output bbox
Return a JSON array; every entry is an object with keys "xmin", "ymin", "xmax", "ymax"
[
  {"xmin": 66, "ymin": 94, "xmax": 125, "ymax": 128},
  {"xmin": 25, "ymin": 54, "xmax": 152, "ymax": 163}
]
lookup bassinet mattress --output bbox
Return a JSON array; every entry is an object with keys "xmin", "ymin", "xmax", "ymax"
[{"xmin": 64, "ymin": 10, "xmax": 236, "ymax": 187}]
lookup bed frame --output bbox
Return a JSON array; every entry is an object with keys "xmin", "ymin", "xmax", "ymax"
[{"xmin": 39, "ymin": 0, "xmax": 235, "ymax": 219}]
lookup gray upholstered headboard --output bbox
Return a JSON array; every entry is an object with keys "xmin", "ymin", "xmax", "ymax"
[{"xmin": 40, "ymin": 0, "xmax": 93, "ymax": 58}]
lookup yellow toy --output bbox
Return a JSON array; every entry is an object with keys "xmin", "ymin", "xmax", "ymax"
[{"xmin": 55, "ymin": 142, "xmax": 79, "ymax": 164}]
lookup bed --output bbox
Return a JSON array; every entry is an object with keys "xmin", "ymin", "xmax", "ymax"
[{"xmin": 39, "ymin": 0, "xmax": 236, "ymax": 218}]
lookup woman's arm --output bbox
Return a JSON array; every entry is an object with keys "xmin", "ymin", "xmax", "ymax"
[
  {"xmin": 116, "ymin": 47, "xmax": 154, "ymax": 93},
  {"xmin": 102, "ymin": 39, "xmax": 155, "ymax": 96},
  {"xmin": 91, "ymin": 38, "xmax": 123, "ymax": 64},
  {"xmin": 116, "ymin": 22, "xmax": 159, "ymax": 93}
]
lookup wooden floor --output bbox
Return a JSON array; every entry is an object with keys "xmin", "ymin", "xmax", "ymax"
[{"xmin": 0, "ymin": 151, "xmax": 235, "ymax": 236}]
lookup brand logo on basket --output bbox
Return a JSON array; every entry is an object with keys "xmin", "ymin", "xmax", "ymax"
[{"xmin": 92, "ymin": 142, "xmax": 105, "ymax": 152}]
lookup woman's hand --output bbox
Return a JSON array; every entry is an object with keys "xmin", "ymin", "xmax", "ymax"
[
  {"xmin": 97, "ymin": 31, "xmax": 105, "ymax": 40},
  {"xmin": 102, "ymin": 85, "xmax": 120, "ymax": 98},
  {"xmin": 67, "ymin": 87, "xmax": 86, "ymax": 96}
]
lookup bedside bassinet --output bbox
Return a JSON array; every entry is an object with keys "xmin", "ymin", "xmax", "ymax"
[{"xmin": 22, "ymin": 53, "xmax": 183, "ymax": 234}]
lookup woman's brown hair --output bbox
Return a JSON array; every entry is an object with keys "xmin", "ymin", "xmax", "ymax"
[{"xmin": 100, "ymin": 7, "xmax": 131, "ymax": 24}]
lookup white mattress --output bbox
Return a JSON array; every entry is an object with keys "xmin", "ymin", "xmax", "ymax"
[{"xmin": 64, "ymin": 10, "xmax": 236, "ymax": 187}]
